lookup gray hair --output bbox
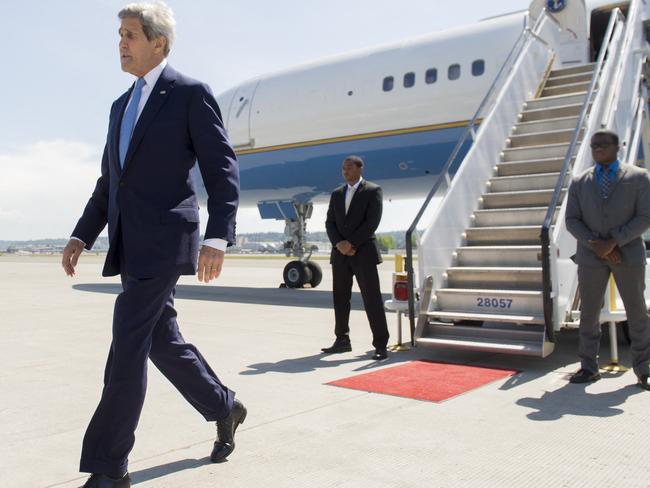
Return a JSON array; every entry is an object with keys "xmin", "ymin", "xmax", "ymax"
[{"xmin": 118, "ymin": 2, "xmax": 176, "ymax": 56}]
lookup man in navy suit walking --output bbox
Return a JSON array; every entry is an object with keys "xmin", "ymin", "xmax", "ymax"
[{"xmin": 61, "ymin": 3, "xmax": 246, "ymax": 486}]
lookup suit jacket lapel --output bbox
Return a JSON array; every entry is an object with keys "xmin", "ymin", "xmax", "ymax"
[
  {"xmin": 589, "ymin": 167, "xmax": 602, "ymax": 200},
  {"xmin": 608, "ymin": 164, "xmax": 627, "ymax": 197},
  {"xmin": 336, "ymin": 185, "xmax": 346, "ymax": 218},
  {"xmin": 122, "ymin": 64, "xmax": 177, "ymax": 173}
]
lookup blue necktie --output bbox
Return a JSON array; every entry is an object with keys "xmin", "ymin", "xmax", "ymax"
[
  {"xmin": 119, "ymin": 77, "xmax": 145, "ymax": 168},
  {"xmin": 601, "ymin": 167, "xmax": 612, "ymax": 199}
]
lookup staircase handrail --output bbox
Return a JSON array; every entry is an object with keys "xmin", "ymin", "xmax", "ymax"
[
  {"xmin": 405, "ymin": 11, "xmax": 552, "ymax": 343},
  {"xmin": 540, "ymin": 7, "xmax": 625, "ymax": 340}
]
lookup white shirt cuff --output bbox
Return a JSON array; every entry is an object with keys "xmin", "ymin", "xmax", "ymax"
[
  {"xmin": 70, "ymin": 236, "xmax": 86, "ymax": 246},
  {"xmin": 203, "ymin": 238, "xmax": 228, "ymax": 251}
]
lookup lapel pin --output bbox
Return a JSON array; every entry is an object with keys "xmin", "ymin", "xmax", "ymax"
[{"xmin": 160, "ymin": 90, "xmax": 167, "ymax": 95}]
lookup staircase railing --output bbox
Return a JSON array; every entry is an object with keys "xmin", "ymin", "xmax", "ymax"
[{"xmin": 405, "ymin": 10, "xmax": 559, "ymax": 342}]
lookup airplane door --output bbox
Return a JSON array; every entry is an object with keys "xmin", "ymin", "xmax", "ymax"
[
  {"xmin": 227, "ymin": 81, "xmax": 259, "ymax": 149},
  {"xmin": 529, "ymin": 0, "xmax": 589, "ymax": 66}
]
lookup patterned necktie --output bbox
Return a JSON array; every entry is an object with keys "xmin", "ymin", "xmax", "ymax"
[
  {"xmin": 119, "ymin": 77, "xmax": 146, "ymax": 168},
  {"xmin": 601, "ymin": 167, "xmax": 612, "ymax": 199}
]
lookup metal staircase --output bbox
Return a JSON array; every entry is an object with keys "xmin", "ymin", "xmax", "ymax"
[
  {"xmin": 420, "ymin": 64, "xmax": 594, "ymax": 357},
  {"xmin": 406, "ymin": 0, "xmax": 650, "ymax": 358}
]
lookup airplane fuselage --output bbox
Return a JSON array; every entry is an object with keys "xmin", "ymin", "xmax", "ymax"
[{"xmin": 214, "ymin": 13, "xmax": 525, "ymax": 206}]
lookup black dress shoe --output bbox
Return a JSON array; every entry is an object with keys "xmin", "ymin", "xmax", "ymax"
[
  {"xmin": 81, "ymin": 473, "xmax": 131, "ymax": 488},
  {"xmin": 569, "ymin": 368, "xmax": 601, "ymax": 384},
  {"xmin": 372, "ymin": 349, "xmax": 388, "ymax": 360},
  {"xmin": 637, "ymin": 374, "xmax": 650, "ymax": 391},
  {"xmin": 321, "ymin": 339, "xmax": 352, "ymax": 354},
  {"xmin": 211, "ymin": 399, "xmax": 247, "ymax": 463}
]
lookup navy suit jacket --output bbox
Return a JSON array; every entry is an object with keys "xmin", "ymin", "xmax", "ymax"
[
  {"xmin": 72, "ymin": 65, "xmax": 239, "ymax": 278},
  {"xmin": 325, "ymin": 180, "xmax": 383, "ymax": 265}
]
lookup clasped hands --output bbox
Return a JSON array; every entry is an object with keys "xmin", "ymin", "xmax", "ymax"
[
  {"xmin": 589, "ymin": 238, "xmax": 622, "ymax": 264},
  {"xmin": 336, "ymin": 240, "xmax": 356, "ymax": 256}
]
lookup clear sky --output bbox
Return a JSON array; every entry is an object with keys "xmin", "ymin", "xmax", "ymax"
[{"xmin": 0, "ymin": 0, "xmax": 530, "ymax": 240}]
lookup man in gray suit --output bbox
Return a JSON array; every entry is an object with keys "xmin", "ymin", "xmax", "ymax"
[{"xmin": 566, "ymin": 129, "xmax": 650, "ymax": 390}]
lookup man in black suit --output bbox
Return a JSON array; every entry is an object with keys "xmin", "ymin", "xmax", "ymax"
[
  {"xmin": 61, "ymin": 3, "xmax": 245, "ymax": 486},
  {"xmin": 323, "ymin": 156, "xmax": 390, "ymax": 360}
]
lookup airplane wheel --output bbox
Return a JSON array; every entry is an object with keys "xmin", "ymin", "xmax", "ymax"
[
  {"xmin": 307, "ymin": 261, "xmax": 323, "ymax": 288},
  {"xmin": 283, "ymin": 260, "xmax": 312, "ymax": 288}
]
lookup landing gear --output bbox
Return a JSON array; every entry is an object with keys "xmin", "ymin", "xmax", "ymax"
[
  {"xmin": 281, "ymin": 202, "xmax": 323, "ymax": 288},
  {"xmin": 282, "ymin": 260, "xmax": 323, "ymax": 288},
  {"xmin": 306, "ymin": 261, "xmax": 323, "ymax": 287},
  {"xmin": 283, "ymin": 261, "xmax": 312, "ymax": 288},
  {"xmin": 257, "ymin": 199, "xmax": 324, "ymax": 288}
]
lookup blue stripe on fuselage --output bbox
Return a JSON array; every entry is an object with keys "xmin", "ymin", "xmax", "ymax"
[{"xmin": 236, "ymin": 124, "xmax": 471, "ymax": 205}]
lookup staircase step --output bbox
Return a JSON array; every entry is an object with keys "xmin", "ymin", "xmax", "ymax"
[
  {"xmin": 501, "ymin": 143, "xmax": 570, "ymax": 162},
  {"xmin": 508, "ymin": 129, "xmax": 579, "ymax": 148},
  {"xmin": 427, "ymin": 311, "xmax": 545, "ymax": 325},
  {"xmin": 473, "ymin": 207, "xmax": 555, "ymax": 226},
  {"xmin": 512, "ymin": 116, "xmax": 579, "ymax": 135},
  {"xmin": 488, "ymin": 172, "xmax": 562, "ymax": 192},
  {"xmin": 545, "ymin": 72, "xmax": 593, "ymax": 87},
  {"xmin": 435, "ymin": 288, "xmax": 544, "ymax": 316},
  {"xmin": 417, "ymin": 325, "xmax": 552, "ymax": 357},
  {"xmin": 481, "ymin": 188, "xmax": 566, "ymax": 209},
  {"xmin": 520, "ymin": 103, "xmax": 585, "ymax": 122},
  {"xmin": 446, "ymin": 266, "xmax": 542, "ymax": 290},
  {"xmin": 524, "ymin": 92, "xmax": 588, "ymax": 111},
  {"xmin": 541, "ymin": 81, "xmax": 592, "ymax": 97},
  {"xmin": 549, "ymin": 63, "xmax": 595, "ymax": 77},
  {"xmin": 497, "ymin": 157, "xmax": 571, "ymax": 176},
  {"xmin": 465, "ymin": 226, "xmax": 542, "ymax": 245},
  {"xmin": 455, "ymin": 245, "xmax": 541, "ymax": 267}
]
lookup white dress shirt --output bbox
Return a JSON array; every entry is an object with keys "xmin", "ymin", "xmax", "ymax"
[
  {"xmin": 345, "ymin": 177, "xmax": 363, "ymax": 214},
  {"xmin": 72, "ymin": 59, "xmax": 227, "ymax": 252}
]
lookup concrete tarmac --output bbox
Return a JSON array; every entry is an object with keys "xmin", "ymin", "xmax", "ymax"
[{"xmin": 1, "ymin": 254, "xmax": 649, "ymax": 488}]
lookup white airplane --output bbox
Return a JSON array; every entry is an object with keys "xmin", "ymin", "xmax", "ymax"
[{"xmin": 198, "ymin": 0, "xmax": 628, "ymax": 288}]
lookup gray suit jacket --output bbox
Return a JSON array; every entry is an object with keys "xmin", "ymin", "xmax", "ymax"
[{"xmin": 566, "ymin": 162, "xmax": 650, "ymax": 267}]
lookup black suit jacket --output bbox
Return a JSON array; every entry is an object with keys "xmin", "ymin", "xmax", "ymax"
[
  {"xmin": 72, "ymin": 65, "xmax": 240, "ymax": 278},
  {"xmin": 325, "ymin": 179, "xmax": 383, "ymax": 265}
]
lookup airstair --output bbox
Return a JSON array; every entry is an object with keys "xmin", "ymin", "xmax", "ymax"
[{"xmin": 406, "ymin": 0, "xmax": 650, "ymax": 357}]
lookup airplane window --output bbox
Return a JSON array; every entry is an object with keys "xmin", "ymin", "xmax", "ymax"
[
  {"xmin": 425, "ymin": 68, "xmax": 437, "ymax": 84},
  {"xmin": 448, "ymin": 64, "xmax": 460, "ymax": 80},
  {"xmin": 383, "ymin": 76, "xmax": 394, "ymax": 92},
  {"xmin": 472, "ymin": 59, "xmax": 485, "ymax": 76},
  {"xmin": 403, "ymin": 72, "xmax": 415, "ymax": 88}
]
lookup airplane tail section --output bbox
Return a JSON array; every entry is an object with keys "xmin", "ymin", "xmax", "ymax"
[{"xmin": 406, "ymin": 0, "xmax": 650, "ymax": 357}]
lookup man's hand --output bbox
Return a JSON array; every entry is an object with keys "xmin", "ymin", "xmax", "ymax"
[
  {"xmin": 197, "ymin": 246, "xmax": 225, "ymax": 283},
  {"xmin": 589, "ymin": 238, "xmax": 617, "ymax": 259},
  {"xmin": 336, "ymin": 240, "xmax": 355, "ymax": 256},
  {"xmin": 62, "ymin": 239, "xmax": 85, "ymax": 277},
  {"xmin": 605, "ymin": 246, "xmax": 623, "ymax": 265}
]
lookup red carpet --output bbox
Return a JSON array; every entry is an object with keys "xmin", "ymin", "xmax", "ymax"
[{"xmin": 327, "ymin": 361, "xmax": 517, "ymax": 402}]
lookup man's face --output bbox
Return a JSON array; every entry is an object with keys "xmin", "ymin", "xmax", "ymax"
[
  {"xmin": 591, "ymin": 133, "xmax": 619, "ymax": 165},
  {"xmin": 119, "ymin": 17, "xmax": 165, "ymax": 77},
  {"xmin": 342, "ymin": 160, "xmax": 362, "ymax": 185}
]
